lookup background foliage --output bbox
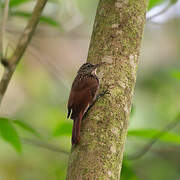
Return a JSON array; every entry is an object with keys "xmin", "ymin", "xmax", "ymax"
[{"xmin": 0, "ymin": 0, "xmax": 180, "ymax": 179}]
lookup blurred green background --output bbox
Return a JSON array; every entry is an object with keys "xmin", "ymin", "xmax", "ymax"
[{"xmin": 0, "ymin": 0, "xmax": 180, "ymax": 179}]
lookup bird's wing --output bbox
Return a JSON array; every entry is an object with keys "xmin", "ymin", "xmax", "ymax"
[
  {"xmin": 87, "ymin": 77, "xmax": 99, "ymax": 102},
  {"xmin": 67, "ymin": 76, "xmax": 99, "ymax": 119}
]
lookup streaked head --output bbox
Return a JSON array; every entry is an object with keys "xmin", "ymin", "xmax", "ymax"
[{"xmin": 78, "ymin": 63, "xmax": 98, "ymax": 75}]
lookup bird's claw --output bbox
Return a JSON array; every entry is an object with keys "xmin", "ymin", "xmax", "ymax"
[
  {"xmin": 103, "ymin": 89, "xmax": 111, "ymax": 95},
  {"xmin": 97, "ymin": 89, "xmax": 110, "ymax": 99}
]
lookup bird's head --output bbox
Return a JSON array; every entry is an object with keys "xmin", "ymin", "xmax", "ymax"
[{"xmin": 78, "ymin": 63, "xmax": 98, "ymax": 76}]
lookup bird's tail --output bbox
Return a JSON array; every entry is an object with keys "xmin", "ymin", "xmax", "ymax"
[{"xmin": 72, "ymin": 112, "xmax": 83, "ymax": 145}]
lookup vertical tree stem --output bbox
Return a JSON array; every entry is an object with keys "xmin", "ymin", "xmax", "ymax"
[{"xmin": 67, "ymin": 0, "xmax": 148, "ymax": 179}]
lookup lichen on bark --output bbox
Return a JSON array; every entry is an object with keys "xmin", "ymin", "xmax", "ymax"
[{"xmin": 66, "ymin": 0, "xmax": 148, "ymax": 179}]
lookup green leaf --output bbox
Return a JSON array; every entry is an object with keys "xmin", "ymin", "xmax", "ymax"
[
  {"xmin": 121, "ymin": 161, "xmax": 138, "ymax": 180},
  {"xmin": 0, "ymin": 117, "xmax": 21, "ymax": 153},
  {"xmin": 53, "ymin": 122, "xmax": 72, "ymax": 137},
  {"xmin": 128, "ymin": 129, "xmax": 180, "ymax": 144},
  {"xmin": 148, "ymin": 0, "xmax": 165, "ymax": 10},
  {"xmin": 148, "ymin": 0, "xmax": 178, "ymax": 10},
  {"xmin": 13, "ymin": 120, "xmax": 41, "ymax": 138},
  {"xmin": 130, "ymin": 104, "xmax": 136, "ymax": 118},
  {"xmin": 170, "ymin": 0, "xmax": 178, "ymax": 5},
  {"xmin": 9, "ymin": 0, "xmax": 31, "ymax": 7},
  {"xmin": 170, "ymin": 70, "xmax": 180, "ymax": 80},
  {"xmin": 5, "ymin": 0, "xmax": 58, "ymax": 8},
  {"xmin": 11, "ymin": 11, "xmax": 60, "ymax": 27}
]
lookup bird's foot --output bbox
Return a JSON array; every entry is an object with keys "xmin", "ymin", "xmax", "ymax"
[{"xmin": 82, "ymin": 89, "xmax": 110, "ymax": 120}]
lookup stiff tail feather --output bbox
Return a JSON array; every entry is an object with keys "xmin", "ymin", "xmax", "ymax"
[
  {"xmin": 71, "ymin": 112, "xmax": 83, "ymax": 145},
  {"xmin": 72, "ymin": 120, "xmax": 77, "ymax": 145}
]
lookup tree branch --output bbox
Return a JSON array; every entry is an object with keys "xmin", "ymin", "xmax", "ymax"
[
  {"xmin": 0, "ymin": 0, "xmax": 48, "ymax": 105},
  {"xmin": 146, "ymin": 2, "xmax": 171, "ymax": 22},
  {"xmin": 66, "ymin": 0, "xmax": 148, "ymax": 179},
  {"xmin": 22, "ymin": 138, "xmax": 69, "ymax": 155},
  {"xmin": 0, "ymin": 0, "xmax": 9, "ymax": 59},
  {"xmin": 126, "ymin": 113, "xmax": 180, "ymax": 160}
]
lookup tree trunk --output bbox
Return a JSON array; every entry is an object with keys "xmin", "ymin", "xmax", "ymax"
[{"xmin": 67, "ymin": 0, "xmax": 148, "ymax": 179}]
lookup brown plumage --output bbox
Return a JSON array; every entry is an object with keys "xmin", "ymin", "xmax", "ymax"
[{"xmin": 67, "ymin": 63, "xmax": 99, "ymax": 145}]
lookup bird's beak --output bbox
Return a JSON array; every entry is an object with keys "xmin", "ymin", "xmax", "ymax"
[
  {"xmin": 92, "ymin": 65, "xmax": 98, "ymax": 75},
  {"xmin": 94, "ymin": 63, "xmax": 101, "ymax": 69},
  {"xmin": 94, "ymin": 68, "xmax": 97, "ymax": 75},
  {"xmin": 94, "ymin": 62, "xmax": 106, "ymax": 68}
]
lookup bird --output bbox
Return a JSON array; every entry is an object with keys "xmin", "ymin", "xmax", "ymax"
[{"xmin": 67, "ymin": 63, "xmax": 100, "ymax": 145}]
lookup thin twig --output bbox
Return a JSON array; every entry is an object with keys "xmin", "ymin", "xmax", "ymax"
[
  {"xmin": 2, "ymin": 35, "xmax": 70, "ymax": 90},
  {"xmin": 126, "ymin": 114, "xmax": 180, "ymax": 160},
  {"xmin": 0, "ymin": 0, "xmax": 48, "ymax": 105},
  {"xmin": 22, "ymin": 138, "xmax": 69, "ymax": 155},
  {"xmin": 28, "ymin": 44, "xmax": 71, "ymax": 89},
  {"xmin": 4, "ymin": 43, "xmax": 10, "ymax": 58},
  {"xmin": 0, "ymin": 0, "xmax": 9, "ymax": 59},
  {"xmin": 146, "ymin": 2, "xmax": 171, "ymax": 22}
]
